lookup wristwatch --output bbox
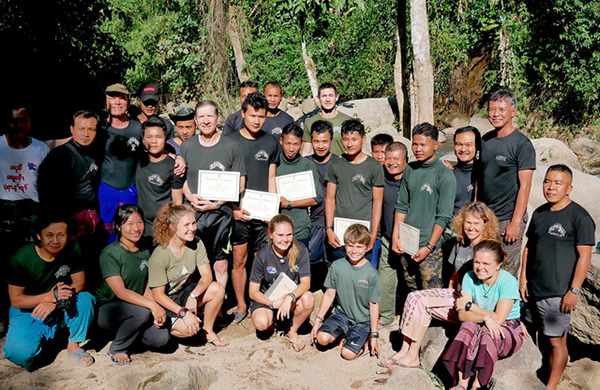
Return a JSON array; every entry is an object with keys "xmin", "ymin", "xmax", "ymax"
[
  {"xmin": 426, "ymin": 243, "xmax": 436, "ymax": 252},
  {"xmin": 189, "ymin": 292, "xmax": 199, "ymax": 300},
  {"xmin": 325, "ymin": 226, "xmax": 333, "ymax": 230},
  {"xmin": 287, "ymin": 201, "xmax": 292, "ymax": 211},
  {"xmin": 569, "ymin": 287, "xmax": 581, "ymax": 295},
  {"xmin": 465, "ymin": 301, "xmax": 473, "ymax": 311},
  {"xmin": 178, "ymin": 308, "xmax": 189, "ymax": 319},
  {"xmin": 369, "ymin": 332, "xmax": 380, "ymax": 339}
]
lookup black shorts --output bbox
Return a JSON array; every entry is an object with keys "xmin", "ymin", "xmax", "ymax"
[
  {"xmin": 164, "ymin": 283, "xmax": 197, "ymax": 328},
  {"xmin": 196, "ymin": 209, "xmax": 233, "ymax": 262},
  {"xmin": 231, "ymin": 219, "xmax": 268, "ymax": 251}
]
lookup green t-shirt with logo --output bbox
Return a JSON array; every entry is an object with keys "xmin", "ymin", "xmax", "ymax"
[
  {"xmin": 302, "ymin": 111, "xmax": 352, "ymax": 156},
  {"xmin": 324, "ymin": 258, "xmax": 380, "ymax": 325},
  {"xmin": 7, "ymin": 243, "xmax": 85, "ymax": 296},
  {"xmin": 95, "ymin": 241, "xmax": 151, "ymax": 303}
]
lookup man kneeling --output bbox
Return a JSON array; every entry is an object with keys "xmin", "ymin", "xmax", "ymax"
[
  {"xmin": 4, "ymin": 214, "xmax": 96, "ymax": 371},
  {"xmin": 311, "ymin": 224, "xmax": 381, "ymax": 359}
]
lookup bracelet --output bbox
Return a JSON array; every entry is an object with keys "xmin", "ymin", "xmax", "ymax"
[
  {"xmin": 269, "ymin": 300, "xmax": 275, "ymax": 310},
  {"xmin": 426, "ymin": 243, "xmax": 436, "ymax": 252},
  {"xmin": 287, "ymin": 292, "xmax": 297, "ymax": 305},
  {"xmin": 177, "ymin": 307, "xmax": 189, "ymax": 319},
  {"xmin": 325, "ymin": 226, "xmax": 333, "ymax": 230},
  {"xmin": 315, "ymin": 316, "xmax": 324, "ymax": 323},
  {"xmin": 189, "ymin": 292, "xmax": 199, "ymax": 300},
  {"xmin": 369, "ymin": 332, "xmax": 380, "ymax": 339}
]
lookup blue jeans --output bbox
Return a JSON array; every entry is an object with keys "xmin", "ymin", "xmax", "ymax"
[
  {"xmin": 98, "ymin": 182, "xmax": 138, "ymax": 244},
  {"xmin": 3, "ymin": 292, "xmax": 96, "ymax": 371}
]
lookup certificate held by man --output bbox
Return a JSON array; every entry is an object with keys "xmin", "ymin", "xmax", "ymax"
[
  {"xmin": 197, "ymin": 170, "xmax": 240, "ymax": 202},
  {"xmin": 334, "ymin": 217, "xmax": 370, "ymax": 246},
  {"xmin": 240, "ymin": 190, "xmax": 281, "ymax": 221},
  {"xmin": 398, "ymin": 222, "xmax": 420, "ymax": 256},
  {"xmin": 276, "ymin": 171, "xmax": 317, "ymax": 201}
]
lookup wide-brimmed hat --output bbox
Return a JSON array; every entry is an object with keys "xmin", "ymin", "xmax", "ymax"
[{"xmin": 168, "ymin": 107, "xmax": 195, "ymax": 122}]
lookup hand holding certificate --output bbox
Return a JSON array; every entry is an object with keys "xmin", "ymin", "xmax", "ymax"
[
  {"xmin": 334, "ymin": 217, "xmax": 371, "ymax": 246},
  {"xmin": 398, "ymin": 222, "xmax": 420, "ymax": 256},
  {"xmin": 276, "ymin": 171, "xmax": 316, "ymax": 201},
  {"xmin": 197, "ymin": 170, "xmax": 240, "ymax": 202},
  {"xmin": 240, "ymin": 190, "xmax": 281, "ymax": 221}
]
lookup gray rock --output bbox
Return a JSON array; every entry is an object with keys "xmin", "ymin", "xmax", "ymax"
[
  {"xmin": 364, "ymin": 125, "xmax": 414, "ymax": 160},
  {"xmin": 106, "ymin": 361, "xmax": 217, "ymax": 390},
  {"xmin": 570, "ymin": 254, "xmax": 600, "ymax": 346},
  {"xmin": 493, "ymin": 337, "xmax": 543, "ymax": 376},
  {"xmin": 469, "ymin": 116, "xmax": 495, "ymax": 135},
  {"xmin": 531, "ymin": 138, "xmax": 583, "ymax": 171},
  {"xmin": 570, "ymin": 137, "xmax": 600, "ymax": 175},
  {"xmin": 286, "ymin": 106, "xmax": 304, "ymax": 121},
  {"xmin": 386, "ymin": 366, "xmax": 439, "ymax": 390},
  {"xmin": 301, "ymin": 98, "xmax": 317, "ymax": 114},
  {"xmin": 491, "ymin": 370, "xmax": 546, "ymax": 390},
  {"xmin": 442, "ymin": 127, "xmax": 457, "ymax": 137},
  {"xmin": 559, "ymin": 358, "xmax": 600, "ymax": 390},
  {"xmin": 338, "ymin": 98, "xmax": 397, "ymax": 130},
  {"xmin": 441, "ymin": 113, "xmax": 470, "ymax": 130}
]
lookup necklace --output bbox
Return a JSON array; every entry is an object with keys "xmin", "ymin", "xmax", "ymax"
[{"xmin": 482, "ymin": 283, "xmax": 492, "ymax": 298}]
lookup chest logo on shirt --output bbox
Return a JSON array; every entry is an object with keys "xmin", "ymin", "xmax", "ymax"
[
  {"xmin": 466, "ymin": 184, "xmax": 474, "ymax": 193},
  {"xmin": 255, "ymin": 150, "xmax": 270, "ymax": 161},
  {"xmin": 139, "ymin": 260, "xmax": 148, "ymax": 271},
  {"xmin": 54, "ymin": 265, "xmax": 71, "ymax": 279},
  {"xmin": 266, "ymin": 266, "xmax": 277, "ymax": 274},
  {"xmin": 420, "ymin": 183, "xmax": 433, "ymax": 195},
  {"xmin": 548, "ymin": 223, "xmax": 566, "ymax": 237},
  {"xmin": 356, "ymin": 278, "xmax": 369, "ymax": 288},
  {"xmin": 271, "ymin": 127, "xmax": 282, "ymax": 135},
  {"xmin": 333, "ymin": 126, "xmax": 342, "ymax": 133},
  {"xmin": 352, "ymin": 174, "xmax": 366, "ymax": 185},
  {"xmin": 87, "ymin": 162, "xmax": 99, "ymax": 175},
  {"xmin": 209, "ymin": 161, "xmax": 226, "ymax": 171},
  {"xmin": 147, "ymin": 174, "xmax": 165, "ymax": 186},
  {"xmin": 495, "ymin": 155, "xmax": 507, "ymax": 162},
  {"xmin": 27, "ymin": 162, "xmax": 37, "ymax": 171},
  {"xmin": 127, "ymin": 137, "xmax": 140, "ymax": 152}
]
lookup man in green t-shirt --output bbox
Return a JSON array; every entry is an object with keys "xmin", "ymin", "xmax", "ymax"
[
  {"xmin": 311, "ymin": 224, "xmax": 381, "ymax": 360},
  {"xmin": 301, "ymin": 82, "xmax": 352, "ymax": 157},
  {"xmin": 4, "ymin": 214, "xmax": 96, "ymax": 371}
]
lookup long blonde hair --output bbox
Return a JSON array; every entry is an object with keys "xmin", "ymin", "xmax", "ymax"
[
  {"xmin": 268, "ymin": 214, "xmax": 299, "ymax": 271},
  {"xmin": 153, "ymin": 202, "xmax": 196, "ymax": 248}
]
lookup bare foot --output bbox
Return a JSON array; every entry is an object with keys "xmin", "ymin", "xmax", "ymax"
[{"xmin": 287, "ymin": 331, "xmax": 305, "ymax": 352}]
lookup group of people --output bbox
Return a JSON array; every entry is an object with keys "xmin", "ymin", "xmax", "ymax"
[{"xmin": 0, "ymin": 81, "xmax": 594, "ymax": 390}]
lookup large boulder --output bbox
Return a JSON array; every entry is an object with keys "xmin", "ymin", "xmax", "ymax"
[
  {"xmin": 385, "ymin": 366, "xmax": 439, "ymax": 390},
  {"xmin": 338, "ymin": 98, "xmax": 398, "ymax": 130},
  {"xmin": 441, "ymin": 113, "xmax": 470, "ymax": 129},
  {"xmin": 106, "ymin": 361, "xmax": 217, "ymax": 390},
  {"xmin": 531, "ymin": 138, "xmax": 583, "ymax": 171},
  {"xmin": 558, "ymin": 358, "xmax": 600, "ymax": 390},
  {"xmin": 469, "ymin": 115, "xmax": 495, "ymax": 135},
  {"xmin": 364, "ymin": 124, "xmax": 413, "ymax": 160},
  {"xmin": 570, "ymin": 137, "xmax": 600, "ymax": 175}
]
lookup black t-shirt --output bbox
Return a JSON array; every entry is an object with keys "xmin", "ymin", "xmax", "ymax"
[
  {"xmin": 38, "ymin": 139, "xmax": 101, "ymax": 213},
  {"xmin": 249, "ymin": 243, "xmax": 311, "ymax": 294},
  {"xmin": 526, "ymin": 201, "xmax": 595, "ymax": 298},
  {"xmin": 228, "ymin": 131, "xmax": 279, "ymax": 192},
  {"xmin": 99, "ymin": 119, "xmax": 144, "ymax": 190},
  {"xmin": 479, "ymin": 130, "xmax": 536, "ymax": 220},
  {"xmin": 222, "ymin": 110, "xmax": 243, "ymax": 136},
  {"xmin": 128, "ymin": 109, "xmax": 175, "ymax": 140},
  {"xmin": 453, "ymin": 161, "xmax": 478, "ymax": 214},
  {"xmin": 135, "ymin": 156, "xmax": 184, "ymax": 235},
  {"xmin": 180, "ymin": 135, "xmax": 247, "ymax": 199},
  {"xmin": 262, "ymin": 110, "xmax": 294, "ymax": 139},
  {"xmin": 381, "ymin": 173, "xmax": 401, "ymax": 239},
  {"xmin": 306, "ymin": 154, "xmax": 339, "ymax": 227}
]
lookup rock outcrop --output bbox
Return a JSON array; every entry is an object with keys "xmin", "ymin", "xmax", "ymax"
[
  {"xmin": 570, "ymin": 137, "xmax": 600, "ymax": 175},
  {"xmin": 531, "ymin": 138, "xmax": 583, "ymax": 171},
  {"xmin": 558, "ymin": 358, "xmax": 600, "ymax": 390}
]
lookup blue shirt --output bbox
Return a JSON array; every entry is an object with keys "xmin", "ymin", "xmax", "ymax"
[{"xmin": 462, "ymin": 269, "xmax": 520, "ymax": 320}]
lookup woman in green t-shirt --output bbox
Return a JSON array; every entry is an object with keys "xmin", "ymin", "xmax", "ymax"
[
  {"xmin": 96, "ymin": 204, "xmax": 170, "ymax": 364},
  {"xmin": 148, "ymin": 203, "xmax": 228, "ymax": 346}
]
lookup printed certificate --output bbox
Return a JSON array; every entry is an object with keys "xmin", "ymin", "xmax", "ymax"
[
  {"xmin": 398, "ymin": 222, "xmax": 420, "ymax": 256},
  {"xmin": 198, "ymin": 170, "xmax": 240, "ymax": 202},
  {"xmin": 240, "ymin": 190, "xmax": 281, "ymax": 221},
  {"xmin": 276, "ymin": 171, "xmax": 317, "ymax": 201},
  {"xmin": 334, "ymin": 217, "xmax": 371, "ymax": 246}
]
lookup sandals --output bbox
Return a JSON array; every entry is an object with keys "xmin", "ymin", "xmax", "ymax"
[
  {"xmin": 231, "ymin": 311, "xmax": 247, "ymax": 325},
  {"xmin": 285, "ymin": 334, "xmax": 306, "ymax": 352},
  {"xmin": 207, "ymin": 337, "xmax": 229, "ymax": 347},
  {"xmin": 66, "ymin": 348, "xmax": 95, "ymax": 367},
  {"xmin": 106, "ymin": 351, "xmax": 131, "ymax": 365}
]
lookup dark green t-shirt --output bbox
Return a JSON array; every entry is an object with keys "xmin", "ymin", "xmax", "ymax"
[
  {"xmin": 7, "ymin": 243, "xmax": 85, "ymax": 296},
  {"xmin": 302, "ymin": 111, "xmax": 352, "ymax": 156},
  {"xmin": 95, "ymin": 241, "xmax": 151, "ymax": 303},
  {"xmin": 325, "ymin": 156, "xmax": 384, "ymax": 222},
  {"xmin": 324, "ymin": 258, "xmax": 380, "ymax": 325}
]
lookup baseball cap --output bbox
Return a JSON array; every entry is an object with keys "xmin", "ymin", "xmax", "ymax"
[
  {"xmin": 105, "ymin": 83, "xmax": 130, "ymax": 96},
  {"xmin": 168, "ymin": 107, "xmax": 196, "ymax": 122},
  {"xmin": 138, "ymin": 82, "xmax": 161, "ymax": 102}
]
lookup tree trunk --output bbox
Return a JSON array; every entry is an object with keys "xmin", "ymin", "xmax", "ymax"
[
  {"xmin": 410, "ymin": 0, "xmax": 434, "ymax": 127},
  {"xmin": 227, "ymin": 4, "xmax": 249, "ymax": 82},
  {"xmin": 302, "ymin": 38, "xmax": 319, "ymax": 104},
  {"xmin": 393, "ymin": 24, "xmax": 404, "ymax": 134}
]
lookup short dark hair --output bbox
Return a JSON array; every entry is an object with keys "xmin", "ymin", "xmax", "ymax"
[
  {"xmin": 318, "ymin": 82, "xmax": 338, "ymax": 95},
  {"xmin": 282, "ymin": 123, "xmax": 303, "ymax": 139},
  {"xmin": 488, "ymin": 89, "xmax": 517, "ymax": 108},
  {"xmin": 412, "ymin": 122, "xmax": 439, "ymax": 141},
  {"xmin": 71, "ymin": 110, "xmax": 99, "ymax": 127},
  {"xmin": 454, "ymin": 126, "xmax": 481, "ymax": 151},
  {"xmin": 240, "ymin": 80, "xmax": 259, "ymax": 90},
  {"xmin": 385, "ymin": 142, "xmax": 409, "ymax": 163},
  {"xmin": 546, "ymin": 164, "xmax": 573, "ymax": 182},
  {"xmin": 371, "ymin": 133, "xmax": 394, "ymax": 148},
  {"xmin": 264, "ymin": 81, "xmax": 283, "ymax": 95},
  {"xmin": 142, "ymin": 116, "xmax": 168, "ymax": 136},
  {"xmin": 34, "ymin": 212, "xmax": 70, "ymax": 246},
  {"xmin": 113, "ymin": 204, "xmax": 144, "ymax": 239},
  {"xmin": 310, "ymin": 120, "xmax": 333, "ymax": 140},
  {"xmin": 242, "ymin": 93, "xmax": 269, "ymax": 112},
  {"xmin": 341, "ymin": 118, "xmax": 365, "ymax": 136}
]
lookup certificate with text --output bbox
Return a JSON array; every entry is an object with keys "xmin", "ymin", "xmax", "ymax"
[
  {"xmin": 398, "ymin": 222, "xmax": 420, "ymax": 256},
  {"xmin": 198, "ymin": 170, "xmax": 240, "ymax": 202},
  {"xmin": 334, "ymin": 218, "xmax": 371, "ymax": 246},
  {"xmin": 276, "ymin": 171, "xmax": 317, "ymax": 201},
  {"xmin": 240, "ymin": 190, "xmax": 281, "ymax": 221}
]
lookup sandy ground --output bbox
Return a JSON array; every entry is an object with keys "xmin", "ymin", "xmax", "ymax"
[{"xmin": 0, "ymin": 291, "xmax": 404, "ymax": 390}]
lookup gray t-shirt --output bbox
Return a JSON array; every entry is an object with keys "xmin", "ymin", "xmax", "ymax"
[
  {"xmin": 263, "ymin": 110, "xmax": 294, "ymax": 139},
  {"xmin": 222, "ymin": 110, "xmax": 243, "ymax": 136}
]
